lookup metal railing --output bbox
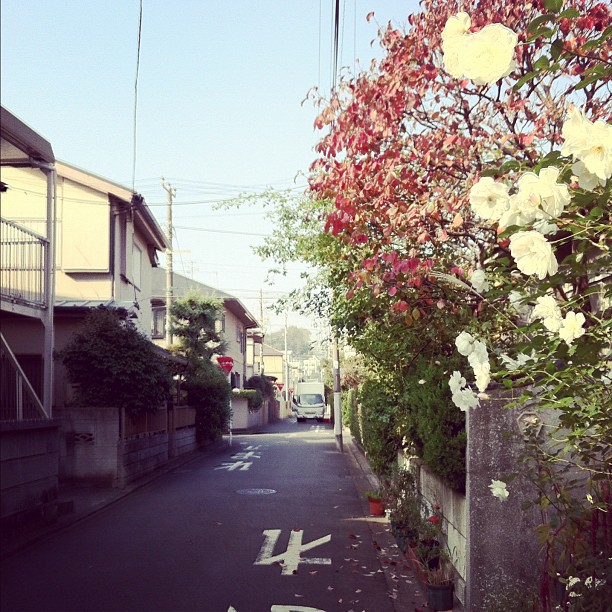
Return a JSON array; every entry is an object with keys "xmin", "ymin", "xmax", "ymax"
[
  {"xmin": 0, "ymin": 334, "xmax": 49, "ymax": 421},
  {"xmin": 0, "ymin": 217, "xmax": 48, "ymax": 308}
]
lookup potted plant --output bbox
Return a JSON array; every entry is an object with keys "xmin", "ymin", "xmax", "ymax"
[
  {"xmin": 423, "ymin": 557, "xmax": 454, "ymax": 611},
  {"xmin": 380, "ymin": 466, "xmax": 424, "ymax": 550},
  {"xmin": 364, "ymin": 490, "xmax": 385, "ymax": 516}
]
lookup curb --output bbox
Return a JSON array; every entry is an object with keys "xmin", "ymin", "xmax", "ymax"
[{"xmin": 342, "ymin": 430, "xmax": 430, "ymax": 611}]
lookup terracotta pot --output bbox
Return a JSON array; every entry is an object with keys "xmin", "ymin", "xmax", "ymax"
[{"xmin": 368, "ymin": 498, "xmax": 385, "ymax": 516}]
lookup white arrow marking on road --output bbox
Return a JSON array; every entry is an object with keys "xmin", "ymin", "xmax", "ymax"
[
  {"xmin": 231, "ymin": 451, "xmax": 261, "ymax": 460},
  {"xmin": 255, "ymin": 529, "xmax": 331, "ymax": 575},
  {"xmin": 215, "ymin": 461, "xmax": 252, "ymax": 471}
]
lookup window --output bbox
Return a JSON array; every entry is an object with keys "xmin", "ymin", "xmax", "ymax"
[
  {"xmin": 215, "ymin": 314, "xmax": 225, "ymax": 333},
  {"xmin": 152, "ymin": 307, "xmax": 166, "ymax": 339}
]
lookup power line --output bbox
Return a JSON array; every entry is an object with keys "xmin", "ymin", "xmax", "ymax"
[
  {"xmin": 173, "ymin": 225, "xmax": 269, "ymax": 237},
  {"xmin": 132, "ymin": 0, "xmax": 143, "ymax": 192}
]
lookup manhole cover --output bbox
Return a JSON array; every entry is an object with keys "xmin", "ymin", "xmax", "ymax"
[{"xmin": 236, "ymin": 488, "xmax": 277, "ymax": 495}]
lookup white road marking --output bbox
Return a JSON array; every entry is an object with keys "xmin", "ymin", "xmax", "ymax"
[
  {"xmin": 255, "ymin": 529, "xmax": 332, "ymax": 575},
  {"xmin": 215, "ymin": 460, "xmax": 253, "ymax": 471}
]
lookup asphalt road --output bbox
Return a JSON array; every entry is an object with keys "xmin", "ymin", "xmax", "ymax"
[{"xmin": 1, "ymin": 420, "xmax": 419, "ymax": 612}]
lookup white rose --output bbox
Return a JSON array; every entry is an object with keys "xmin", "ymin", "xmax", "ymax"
[
  {"xmin": 442, "ymin": 14, "xmax": 518, "ymax": 86},
  {"xmin": 489, "ymin": 479, "xmax": 509, "ymax": 501},
  {"xmin": 558, "ymin": 311, "xmax": 586, "ymax": 346},
  {"xmin": 449, "ymin": 371, "xmax": 467, "ymax": 394},
  {"xmin": 509, "ymin": 291, "xmax": 530, "ymax": 316},
  {"xmin": 469, "ymin": 177, "xmax": 510, "ymax": 221},
  {"xmin": 531, "ymin": 295, "xmax": 563, "ymax": 332},
  {"xmin": 442, "ymin": 12, "xmax": 471, "ymax": 78},
  {"xmin": 472, "ymin": 360, "xmax": 491, "ymax": 392},
  {"xmin": 471, "ymin": 268, "xmax": 489, "ymax": 293},
  {"xmin": 462, "ymin": 22, "xmax": 518, "ymax": 85},
  {"xmin": 455, "ymin": 331, "xmax": 476, "ymax": 356},
  {"xmin": 452, "ymin": 387, "xmax": 480, "ymax": 411},
  {"xmin": 515, "ymin": 167, "xmax": 570, "ymax": 220},
  {"xmin": 499, "ymin": 192, "xmax": 541, "ymax": 228},
  {"xmin": 562, "ymin": 106, "xmax": 612, "ymax": 183},
  {"xmin": 509, "ymin": 231, "xmax": 558, "ymax": 279},
  {"xmin": 572, "ymin": 160, "xmax": 606, "ymax": 191}
]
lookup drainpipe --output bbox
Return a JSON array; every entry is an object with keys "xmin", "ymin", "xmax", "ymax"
[{"xmin": 39, "ymin": 162, "xmax": 56, "ymax": 418}]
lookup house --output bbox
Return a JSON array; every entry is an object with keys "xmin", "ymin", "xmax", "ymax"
[
  {"xmin": 151, "ymin": 268, "xmax": 261, "ymax": 389},
  {"xmin": 1, "ymin": 106, "xmax": 59, "ymax": 535},
  {"xmin": 1, "ymin": 157, "xmax": 168, "ymax": 408}
]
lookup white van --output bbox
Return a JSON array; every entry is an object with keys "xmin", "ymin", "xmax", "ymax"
[{"xmin": 292, "ymin": 381, "xmax": 326, "ymax": 422}]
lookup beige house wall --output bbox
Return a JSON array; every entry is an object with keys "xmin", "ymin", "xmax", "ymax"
[{"xmin": 1, "ymin": 165, "xmax": 157, "ymax": 337}]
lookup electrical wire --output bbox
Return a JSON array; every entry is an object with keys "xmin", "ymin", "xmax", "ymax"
[{"xmin": 132, "ymin": 0, "xmax": 143, "ymax": 192}]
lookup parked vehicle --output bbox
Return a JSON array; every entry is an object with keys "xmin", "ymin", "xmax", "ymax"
[{"xmin": 292, "ymin": 381, "xmax": 326, "ymax": 422}]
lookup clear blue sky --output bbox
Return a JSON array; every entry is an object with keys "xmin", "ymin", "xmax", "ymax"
[{"xmin": 1, "ymin": 0, "xmax": 419, "ymax": 333}]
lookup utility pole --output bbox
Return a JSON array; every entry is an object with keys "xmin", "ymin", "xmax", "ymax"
[
  {"xmin": 162, "ymin": 178, "xmax": 176, "ymax": 347},
  {"xmin": 284, "ymin": 311, "xmax": 290, "ymax": 415},
  {"xmin": 332, "ymin": 335, "xmax": 342, "ymax": 452}
]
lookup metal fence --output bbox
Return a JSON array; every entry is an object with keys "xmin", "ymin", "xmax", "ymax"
[
  {"xmin": 0, "ymin": 334, "xmax": 48, "ymax": 420},
  {"xmin": 0, "ymin": 217, "xmax": 48, "ymax": 307}
]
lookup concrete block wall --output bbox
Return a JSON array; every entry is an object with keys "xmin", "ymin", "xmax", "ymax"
[
  {"xmin": 174, "ymin": 427, "xmax": 197, "ymax": 457},
  {"xmin": 0, "ymin": 420, "xmax": 60, "ymax": 531},
  {"xmin": 55, "ymin": 406, "xmax": 120, "ymax": 486},
  {"xmin": 402, "ymin": 453, "xmax": 467, "ymax": 607},
  {"xmin": 119, "ymin": 433, "xmax": 169, "ymax": 487}
]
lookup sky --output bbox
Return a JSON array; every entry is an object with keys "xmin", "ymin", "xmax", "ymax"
[{"xmin": 1, "ymin": 0, "xmax": 419, "ymax": 336}]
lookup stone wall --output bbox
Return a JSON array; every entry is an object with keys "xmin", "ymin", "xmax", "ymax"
[{"xmin": 0, "ymin": 419, "xmax": 60, "ymax": 534}]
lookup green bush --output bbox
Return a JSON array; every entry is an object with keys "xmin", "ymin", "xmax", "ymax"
[
  {"xmin": 245, "ymin": 375, "xmax": 275, "ymax": 399},
  {"xmin": 357, "ymin": 376, "xmax": 400, "ymax": 478},
  {"xmin": 396, "ymin": 356, "xmax": 466, "ymax": 492},
  {"xmin": 56, "ymin": 306, "xmax": 171, "ymax": 417},
  {"xmin": 185, "ymin": 360, "xmax": 231, "ymax": 443},
  {"xmin": 232, "ymin": 388, "xmax": 263, "ymax": 412}
]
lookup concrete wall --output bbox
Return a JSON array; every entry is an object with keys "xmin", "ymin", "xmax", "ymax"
[
  {"xmin": 465, "ymin": 390, "xmax": 542, "ymax": 610},
  {"xmin": 55, "ymin": 406, "xmax": 199, "ymax": 488},
  {"xmin": 231, "ymin": 397, "xmax": 265, "ymax": 431},
  {"xmin": 119, "ymin": 433, "xmax": 169, "ymax": 488},
  {"xmin": 401, "ymin": 453, "xmax": 467, "ymax": 607},
  {"xmin": 55, "ymin": 406, "xmax": 120, "ymax": 486},
  {"xmin": 0, "ymin": 420, "xmax": 60, "ymax": 533}
]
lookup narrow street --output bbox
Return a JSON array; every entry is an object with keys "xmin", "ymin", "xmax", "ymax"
[{"xmin": 1, "ymin": 420, "xmax": 426, "ymax": 612}]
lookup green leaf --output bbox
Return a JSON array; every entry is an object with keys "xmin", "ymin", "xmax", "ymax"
[
  {"xmin": 557, "ymin": 8, "xmax": 580, "ymax": 19},
  {"xmin": 527, "ymin": 14, "xmax": 554, "ymax": 34},
  {"xmin": 550, "ymin": 38, "xmax": 564, "ymax": 61},
  {"xmin": 513, "ymin": 71, "xmax": 538, "ymax": 91},
  {"xmin": 574, "ymin": 74, "xmax": 602, "ymax": 91},
  {"xmin": 544, "ymin": 0, "xmax": 563, "ymax": 12},
  {"xmin": 534, "ymin": 56, "xmax": 550, "ymax": 70}
]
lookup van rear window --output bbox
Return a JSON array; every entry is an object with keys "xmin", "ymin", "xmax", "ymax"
[{"xmin": 299, "ymin": 394, "xmax": 324, "ymax": 405}]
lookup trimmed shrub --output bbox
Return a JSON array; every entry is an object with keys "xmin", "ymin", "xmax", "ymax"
[{"xmin": 56, "ymin": 306, "xmax": 171, "ymax": 417}]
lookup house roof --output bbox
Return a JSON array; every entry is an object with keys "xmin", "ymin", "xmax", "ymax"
[
  {"xmin": 151, "ymin": 269, "xmax": 260, "ymax": 329},
  {"xmin": 1, "ymin": 106, "xmax": 55, "ymax": 166},
  {"xmin": 262, "ymin": 343, "xmax": 284, "ymax": 356},
  {"xmin": 56, "ymin": 161, "xmax": 169, "ymax": 252}
]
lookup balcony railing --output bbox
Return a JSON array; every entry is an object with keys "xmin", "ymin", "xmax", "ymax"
[{"xmin": 0, "ymin": 217, "xmax": 48, "ymax": 308}]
